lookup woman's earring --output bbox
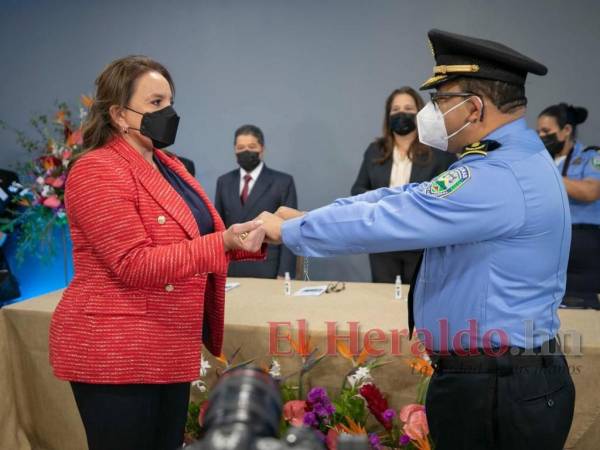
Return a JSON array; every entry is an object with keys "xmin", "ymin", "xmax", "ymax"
[{"xmin": 121, "ymin": 127, "xmax": 129, "ymax": 134}]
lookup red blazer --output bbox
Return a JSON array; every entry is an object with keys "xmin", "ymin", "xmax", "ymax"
[{"xmin": 49, "ymin": 136, "xmax": 265, "ymax": 384}]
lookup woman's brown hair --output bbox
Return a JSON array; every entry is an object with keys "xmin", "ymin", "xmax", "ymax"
[
  {"xmin": 72, "ymin": 55, "xmax": 175, "ymax": 164},
  {"xmin": 374, "ymin": 86, "xmax": 431, "ymax": 165}
]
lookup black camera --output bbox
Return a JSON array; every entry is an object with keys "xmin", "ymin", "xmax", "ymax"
[{"xmin": 184, "ymin": 366, "xmax": 368, "ymax": 450}]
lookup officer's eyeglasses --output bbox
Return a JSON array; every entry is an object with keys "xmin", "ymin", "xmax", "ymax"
[
  {"xmin": 429, "ymin": 91, "xmax": 485, "ymax": 119},
  {"xmin": 429, "ymin": 91, "xmax": 480, "ymax": 107}
]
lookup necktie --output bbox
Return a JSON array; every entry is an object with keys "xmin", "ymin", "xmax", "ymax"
[{"xmin": 240, "ymin": 174, "xmax": 252, "ymax": 204}]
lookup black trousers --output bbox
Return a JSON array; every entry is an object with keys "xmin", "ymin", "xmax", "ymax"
[
  {"xmin": 70, "ymin": 382, "xmax": 190, "ymax": 450},
  {"xmin": 369, "ymin": 250, "xmax": 422, "ymax": 283},
  {"xmin": 425, "ymin": 349, "xmax": 575, "ymax": 450},
  {"xmin": 564, "ymin": 226, "xmax": 600, "ymax": 306}
]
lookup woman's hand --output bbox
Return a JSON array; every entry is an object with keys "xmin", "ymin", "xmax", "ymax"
[{"xmin": 223, "ymin": 220, "xmax": 265, "ymax": 253}]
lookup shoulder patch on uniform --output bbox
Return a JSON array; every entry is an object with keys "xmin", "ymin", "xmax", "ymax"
[
  {"xmin": 592, "ymin": 154, "xmax": 600, "ymax": 170},
  {"xmin": 422, "ymin": 166, "xmax": 471, "ymax": 198}
]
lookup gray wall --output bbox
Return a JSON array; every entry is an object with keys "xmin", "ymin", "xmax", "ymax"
[{"xmin": 1, "ymin": 0, "xmax": 599, "ymax": 281}]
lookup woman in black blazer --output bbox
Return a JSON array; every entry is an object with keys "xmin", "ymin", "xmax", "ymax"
[{"xmin": 351, "ymin": 86, "xmax": 455, "ymax": 283}]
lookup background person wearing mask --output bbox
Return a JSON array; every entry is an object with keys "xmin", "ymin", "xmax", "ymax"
[
  {"xmin": 215, "ymin": 124, "xmax": 297, "ymax": 278},
  {"xmin": 351, "ymin": 87, "xmax": 455, "ymax": 282},
  {"xmin": 538, "ymin": 103, "xmax": 600, "ymax": 308}
]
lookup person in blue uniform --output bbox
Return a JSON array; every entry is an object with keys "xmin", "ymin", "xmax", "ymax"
[
  {"xmin": 258, "ymin": 29, "xmax": 575, "ymax": 449},
  {"xmin": 537, "ymin": 103, "xmax": 600, "ymax": 308}
]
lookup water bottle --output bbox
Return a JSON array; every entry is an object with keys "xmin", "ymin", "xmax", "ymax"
[
  {"xmin": 284, "ymin": 272, "xmax": 292, "ymax": 296},
  {"xmin": 395, "ymin": 274, "xmax": 403, "ymax": 300}
]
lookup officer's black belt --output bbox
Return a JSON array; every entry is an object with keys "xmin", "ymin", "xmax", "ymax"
[
  {"xmin": 572, "ymin": 223, "xmax": 600, "ymax": 231},
  {"xmin": 429, "ymin": 339, "xmax": 561, "ymax": 375}
]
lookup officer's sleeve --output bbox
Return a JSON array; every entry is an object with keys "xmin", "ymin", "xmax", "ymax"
[
  {"xmin": 333, "ymin": 183, "xmax": 418, "ymax": 206},
  {"xmin": 582, "ymin": 150, "xmax": 600, "ymax": 181},
  {"xmin": 282, "ymin": 164, "xmax": 525, "ymax": 257}
]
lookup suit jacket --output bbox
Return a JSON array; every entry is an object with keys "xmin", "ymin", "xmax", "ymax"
[
  {"xmin": 215, "ymin": 164, "xmax": 297, "ymax": 278},
  {"xmin": 351, "ymin": 142, "xmax": 456, "ymax": 195},
  {"xmin": 49, "ymin": 136, "xmax": 265, "ymax": 383}
]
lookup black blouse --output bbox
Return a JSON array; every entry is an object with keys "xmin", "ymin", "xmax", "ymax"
[{"xmin": 154, "ymin": 156, "xmax": 214, "ymax": 235}]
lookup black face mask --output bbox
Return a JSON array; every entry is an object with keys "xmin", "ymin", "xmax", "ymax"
[
  {"xmin": 126, "ymin": 105, "xmax": 180, "ymax": 149},
  {"xmin": 541, "ymin": 133, "xmax": 564, "ymax": 157},
  {"xmin": 390, "ymin": 112, "xmax": 417, "ymax": 136},
  {"xmin": 236, "ymin": 151, "xmax": 261, "ymax": 172}
]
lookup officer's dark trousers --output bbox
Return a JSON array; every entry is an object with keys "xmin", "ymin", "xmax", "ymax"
[
  {"xmin": 565, "ymin": 225, "xmax": 600, "ymax": 306},
  {"xmin": 426, "ymin": 343, "xmax": 575, "ymax": 450}
]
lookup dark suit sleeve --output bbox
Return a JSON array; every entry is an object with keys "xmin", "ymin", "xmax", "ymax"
[
  {"xmin": 214, "ymin": 177, "xmax": 225, "ymax": 221},
  {"xmin": 277, "ymin": 176, "xmax": 298, "ymax": 277},
  {"xmin": 351, "ymin": 145, "xmax": 374, "ymax": 196}
]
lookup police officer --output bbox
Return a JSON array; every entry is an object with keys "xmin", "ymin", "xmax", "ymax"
[
  {"xmin": 537, "ymin": 103, "xmax": 600, "ymax": 308},
  {"xmin": 258, "ymin": 29, "xmax": 575, "ymax": 449}
]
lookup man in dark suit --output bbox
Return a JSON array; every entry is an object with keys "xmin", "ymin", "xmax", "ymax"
[{"xmin": 215, "ymin": 124, "xmax": 297, "ymax": 278}]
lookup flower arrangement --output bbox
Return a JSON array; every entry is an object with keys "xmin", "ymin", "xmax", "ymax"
[
  {"xmin": 186, "ymin": 341, "xmax": 435, "ymax": 450},
  {"xmin": 0, "ymin": 96, "xmax": 91, "ymax": 263}
]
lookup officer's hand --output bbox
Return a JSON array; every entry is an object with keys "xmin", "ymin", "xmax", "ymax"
[
  {"xmin": 257, "ymin": 211, "xmax": 284, "ymax": 245},
  {"xmin": 274, "ymin": 206, "xmax": 305, "ymax": 220}
]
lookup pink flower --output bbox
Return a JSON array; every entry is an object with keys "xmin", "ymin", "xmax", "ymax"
[
  {"xmin": 45, "ymin": 176, "xmax": 65, "ymax": 188},
  {"xmin": 399, "ymin": 404, "xmax": 429, "ymax": 441},
  {"xmin": 42, "ymin": 195, "xmax": 61, "ymax": 209},
  {"xmin": 198, "ymin": 401, "xmax": 209, "ymax": 426},
  {"xmin": 283, "ymin": 400, "xmax": 307, "ymax": 427},
  {"xmin": 326, "ymin": 428, "xmax": 339, "ymax": 450}
]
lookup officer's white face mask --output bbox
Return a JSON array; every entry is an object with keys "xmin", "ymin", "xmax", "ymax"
[{"xmin": 416, "ymin": 97, "xmax": 481, "ymax": 151}]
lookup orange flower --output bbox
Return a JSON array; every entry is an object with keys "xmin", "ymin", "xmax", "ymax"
[
  {"xmin": 337, "ymin": 341, "xmax": 369, "ymax": 366},
  {"xmin": 66, "ymin": 129, "xmax": 82, "ymax": 147},
  {"xmin": 81, "ymin": 94, "xmax": 93, "ymax": 108},
  {"xmin": 291, "ymin": 335, "xmax": 313, "ymax": 358},
  {"xmin": 334, "ymin": 416, "xmax": 367, "ymax": 435},
  {"xmin": 55, "ymin": 110, "xmax": 67, "ymax": 124},
  {"xmin": 406, "ymin": 357, "xmax": 434, "ymax": 377},
  {"xmin": 215, "ymin": 353, "xmax": 228, "ymax": 365}
]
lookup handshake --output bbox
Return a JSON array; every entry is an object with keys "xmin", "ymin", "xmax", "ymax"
[{"xmin": 222, "ymin": 207, "xmax": 305, "ymax": 253}]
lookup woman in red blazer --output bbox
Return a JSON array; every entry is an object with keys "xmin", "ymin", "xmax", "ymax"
[{"xmin": 49, "ymin": 56, "xmax": 266, "ymax": 450}]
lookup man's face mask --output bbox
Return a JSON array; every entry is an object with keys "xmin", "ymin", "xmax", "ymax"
[
  {"xmin": 236, "ymin": 150, "xmax": 261, "ymax": 172},
  {"xmin": 541, "ymin": 133, "xmax": 565, "ymax": 157},
  {"xmin": 416, "ymin": 96, "xmax": 482, "ymax": 151},
  {"xmin": 125, "ymin": 105, "xmax": 180, "ymax": 149}
]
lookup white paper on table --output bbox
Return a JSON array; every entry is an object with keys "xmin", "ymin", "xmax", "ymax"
[
  {"xmin": 293, "ymin": 286, "xmax": 328, "ymax": 296},
  {"xmin": 225, "ymin": 282, "xmax": 240, "ymax": 292}
]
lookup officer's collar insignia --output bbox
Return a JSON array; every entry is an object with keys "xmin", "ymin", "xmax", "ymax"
[
  {"xmin": 421, "ymin": 166, "xmax": 471, "ymax": 198},
  {"xmin": 459, "ymin": 139, "xmax": 501, "ymax": 159}
]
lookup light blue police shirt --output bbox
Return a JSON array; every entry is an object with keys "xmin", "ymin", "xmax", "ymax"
[
  {"xmin": 282, "ymin": 118, "xmax": 571, "ymax": 350},
  {"xmin": 557, "ymin": 141, "xmax": 600, "ymax": 225}
]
